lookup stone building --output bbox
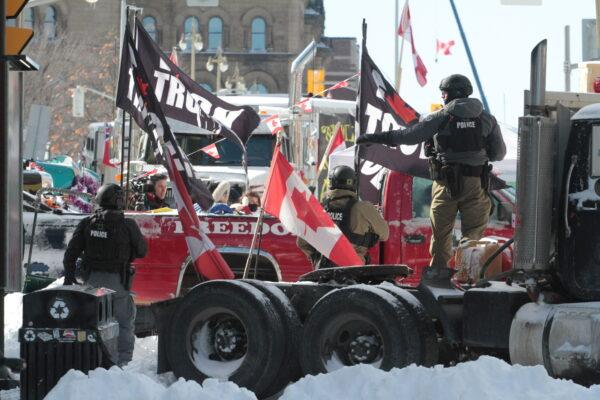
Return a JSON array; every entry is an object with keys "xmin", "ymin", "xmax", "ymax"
[{"xmin": 21, "ymin": 0, "xmax": 358, "ymax": 155}]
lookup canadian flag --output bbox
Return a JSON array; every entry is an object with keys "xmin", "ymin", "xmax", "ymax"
[
  {"xmin": 102, "ymin": 125, "xmax": 119, "ymax": 168},
  {"xmin": 263, "ymin": 114, "xmax": 284, "ymax": 136},
  {"xmin": 263, "ymin": 147, "xmax": 363, "ymax": 267},
  {"xmin": 329, "ymin": 80, "xmax": 349, "ymax": 91},
  {"xmin": 436, "ymin": 39, "xmax": 455, "ymax": 56},
  {"xmin": 297, "ymin": 97, "xmax": 313, "ymax": 113},
  {"xmin": 318, "ymin": 124, "xmax": 346, "ymax": 173},
  {"xmin": 166, "ymin": 150, "xmax": 234, "ymax": 280},
  {"xmin": 200, "ymin": 142, "xmax": 220, "ymax": 159},
  {"xmin": 398, "ymin": 1, "xmax": 428, "ymax": 87}
]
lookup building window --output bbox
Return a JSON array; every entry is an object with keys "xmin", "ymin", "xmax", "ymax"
[
  {"xmin": 143, "ymin": 16, "xmax": 157, "ymax": 41},
  {"xmin": 44, "ymin": 6, "xmax": 56, "ymax": 39},
  {"xmin": 182, "ymin": 16, "xmax": 200, "ymax": 53},
  {"xmin": 23, "ymin": 8, "xmax": 34, "ymax": 29},
  {"xmin": 251, "ymin": 17, "xmax": 266, "ymax": 52},
  {"xmin": 208, "ymin": 17, "xmax": 222, "ymax": 50},
  {"xmin": 249, "ymin": 82, "xmax": 268, "ymax": 94}
]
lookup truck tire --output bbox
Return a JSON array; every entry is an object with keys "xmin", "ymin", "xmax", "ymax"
[
  {"xmin": 166, "ymin": 280, "xmax": 286, "ymax": 397},
  {"xmin": 299, "ymin": 285, "xmax": 420, "ymax": 376},
  {"xmin": 377, "ymin": 284, "xmax": 439, "ymax": 366},
  {"xmin": 244, "ymin": 280, "xmax": 302, "ymax": 397}
]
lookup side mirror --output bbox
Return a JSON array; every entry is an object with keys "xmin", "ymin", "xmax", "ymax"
[{"xmin": 497, "ymin": 201, "xmax": 513, "ymax": 223}]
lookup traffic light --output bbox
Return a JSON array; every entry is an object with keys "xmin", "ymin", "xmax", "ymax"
[
  {"xmin": 4, "ymin": 0, "xmax": 33, "ymax": 55},
  {"xmin": 2, "ymin": 0, "xmax": 37, "ymax": 71},
  {"xmin": 307, "ymin": 69, "xmax": 325, "ymax": 95}
]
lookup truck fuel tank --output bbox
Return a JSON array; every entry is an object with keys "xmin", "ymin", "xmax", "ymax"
[{"xmin": 509, "ymin": 302, "xmax": 600, "ymax": 384}]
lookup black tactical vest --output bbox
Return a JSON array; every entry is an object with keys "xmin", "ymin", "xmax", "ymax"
[
  {"xmin": 83, "ymin": 211, "xmax": 130, "ymax": 273},
  {"xmin": 435, "ymin": 115, "xmax": 484, "ymax": 154},
  {"xmin": 324, "ymin": 196, "xmax": 372, "ymax": 248}
]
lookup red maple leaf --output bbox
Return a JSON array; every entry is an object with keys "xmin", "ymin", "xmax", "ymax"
[
  {"xmin": 136, "ymin": 75, "xmax": 150, "ymax": 97},
  {"xmin": 385, "ymin": 92, "xmax": 418, "ymax": 124},
  {"xmin": 289, "ymin": 187, "xmax": 332, "ymax": 232}
]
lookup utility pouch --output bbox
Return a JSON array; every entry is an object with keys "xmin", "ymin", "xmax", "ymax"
[
  {"xmin": 122, "ymin": 264, "xmax": 135, "ymax": 291},
  {"xmin": 442, "ymin": 164, "xmax": 463, "ymax": 199},
  {"xmin": 481, "ymin": 163, "xmax": 492, "ymax": 192},
  {"xmin": 429, "ymin": 158, "xmax": 442, "ymax": 181}
]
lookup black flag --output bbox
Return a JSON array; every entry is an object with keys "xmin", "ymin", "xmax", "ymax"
[
  {"xmin": 356, "ymin": 40, "xmax": 424, "ymax": 203},
  {"xmin": 116, "ymin": 22, "xmax": 213, "ymax": 210},
  {"xmin": 117, "ymin": 19, "xmax": 260, "ymax": 149}
]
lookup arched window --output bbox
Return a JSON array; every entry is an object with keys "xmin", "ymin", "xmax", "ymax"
[
  {"xmin": 182, "ymin": 16, "xmax": 200, "ymax": 53},
  {"xmin": 44, "ymin": 6, "xmax": 56, "ymax": 39},
  {"xmin": 200, "ymin": 83, "xmax": 213, "ymax": 93},
  {"xmin": 23, "ymin": 8, "xmax": 34, "ymax": 29},
  {"xmin": 143, "ymin": 16, "xmax": 157, "ymax": 41},
  {"xmin": 251, "ymin": 17, "xmax": 266, "ymax": 52},
  {"xmin": 208, "ymin": 17, "xmax": 222, "ymax": 50},
  {"xmin": 249, "ymin": 82, "xmax": 268, "ymax": 94}
]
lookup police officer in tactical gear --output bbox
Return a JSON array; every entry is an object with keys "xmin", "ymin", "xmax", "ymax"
[
  {"xmin": 63, "ymin": 183, "xmax": 147, "ymax": 366},
  {"xmin": 297, "ymin": 165, "xmax": 389, "ymax": 268},
  {"xmin": 356, "ymin": 74, "xmax": 506, "ymax": 284}
]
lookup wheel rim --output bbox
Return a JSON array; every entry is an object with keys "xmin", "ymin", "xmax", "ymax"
[
  {"xmin": 186, "ymin": 307, "xmax": 248, "ymax": 378},
  {"xmin": 318, "ymin": 313, "xmax": 384, "ymax": 372}
]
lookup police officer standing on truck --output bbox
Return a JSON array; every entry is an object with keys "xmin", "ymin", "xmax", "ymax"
[
  {"xmin": 356, "ymin": 74, "xmax": 506, "ymax": 283},
  {"xmin": 63, "ymin": 183, "xmax": 147, "ymax": 366},
  {"xmin": 297, "ymin": 165, "xmax": 389, "ymax": 268}
]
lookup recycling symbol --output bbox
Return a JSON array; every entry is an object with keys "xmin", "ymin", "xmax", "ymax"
[
  {"xmin": 24, "ymin": 330, "xmax": 35, "ymax": 342},
  {"xmin": 49, "ymin": 298, "xmax": 70, "ymax": 320}
]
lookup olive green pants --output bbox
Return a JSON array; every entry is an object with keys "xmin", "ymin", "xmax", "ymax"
[{"xmin": 429, "ymin": 176, "xmax": 491, "ymax": 268}]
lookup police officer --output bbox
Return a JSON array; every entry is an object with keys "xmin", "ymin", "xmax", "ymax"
[
  {"xmin": 356, "ymin": 74, "xmax": 506, "ymax": 283},
  {"xmin": 63, "ymin": 183, "xmax": 147, "ymax": 366},
  {"xmin": 297, "ymin": 165, "xmax": 389, "ymax": 268}
]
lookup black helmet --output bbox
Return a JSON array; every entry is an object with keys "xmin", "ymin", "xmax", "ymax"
[
  {"xmin": 329, "ymin": 165, "xmax": 356, "ymax": 191},
  {"xmin": 439, "ymin": 74, "xmax": 473, "ymax": 103},
  {"xmin": 95, "ymin": 183, "xmax": 125, "ymax": 209}
]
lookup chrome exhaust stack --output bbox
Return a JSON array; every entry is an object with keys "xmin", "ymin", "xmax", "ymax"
[
  {"xmin": 514, "ymin": 40, "xmax": 556, "ymax": 272},
  {"xmin": 288, "ymin": 41, "xmax": 317, "ymax": 169}
]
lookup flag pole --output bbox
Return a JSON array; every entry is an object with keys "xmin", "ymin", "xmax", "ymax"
[
  {"xmin": 397, "ymin": 1, "xmax": 407, "ymax": 93},
  {"xmin": 354, "ymin": 20, "xmax": 366, "ymax": 195},
  {"xmin": 242, "ymin": 140, "xmax": 281, "ymax": 278},
  {"xmin": 394, "ymin": 0, "xmax": 399, "ymax": 91}
]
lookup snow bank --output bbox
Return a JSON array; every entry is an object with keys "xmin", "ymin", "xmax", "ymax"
[
  {"xmin": 280, "ymin": 357, "xmax": 600, "ymax": 400},
  {"xmin": 4, "ymin": 291, "xmax": 24, "ymax": 358},
  {"xmin": 44, "ymin": 367, "xmax": 256, "ymax": 400}
]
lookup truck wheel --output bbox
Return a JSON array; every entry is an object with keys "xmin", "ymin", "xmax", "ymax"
[
  {"xmin": 244, "ymin": 280, "xmax": 302, "ymax": 397},
  {"xmin": 377, "ymin": 284, "xmax": 439, "ymax": 366},
  {"xmin": 166, "ymin": 280, "xmax": 286, "ymax": 397},
  {"xmin": 299, "ymin": 285, "xmax": 420, "ymax": 376}
]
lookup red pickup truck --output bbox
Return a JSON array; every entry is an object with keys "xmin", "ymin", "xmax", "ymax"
[{"xmin": 129, "ymin": 170, "xmax": 515, "ymax": 303}]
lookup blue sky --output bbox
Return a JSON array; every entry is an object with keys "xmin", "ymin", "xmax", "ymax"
[{"xmin": 323, "ymin": 0, "xmax": 596, "ymax": 128}]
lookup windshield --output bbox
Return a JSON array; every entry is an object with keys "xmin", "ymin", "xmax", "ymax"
[{"xmin": 175, "ymin": 134, "xmax": 275, "ymax": 167}]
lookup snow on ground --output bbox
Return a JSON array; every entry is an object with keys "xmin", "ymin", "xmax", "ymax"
[{"xmin": 4, "ymin": 291, "xmax": 600, "ymax": 400}]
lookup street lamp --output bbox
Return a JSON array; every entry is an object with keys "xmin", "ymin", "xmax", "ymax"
[
  {"xmin": 206, "ymin": 46, "xmax": 228, "ymax": 92},
  {"xmin": 178, "ymin": 23, "xmax": 203, "ymax": 81}
]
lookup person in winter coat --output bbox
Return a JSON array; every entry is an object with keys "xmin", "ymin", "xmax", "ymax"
[
  {"xmin": 356, "ymin": 74, "xmax": 506, "ymax": 284},
  {"xmin": 297, "ymin": 165, "xmax": 389, "ymax": 268},
  {"xmin": 63, "ymin": 184, "xmax": 147, "ymax": 366}
]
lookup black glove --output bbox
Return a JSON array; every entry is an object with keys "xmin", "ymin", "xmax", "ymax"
[
  {"xmin": 356, "ymin": 134, "xmax": 392, "ymax": 146},
  {"xmin": 63, "ymin": 271, "xmax": 77, "ymax": 286}
]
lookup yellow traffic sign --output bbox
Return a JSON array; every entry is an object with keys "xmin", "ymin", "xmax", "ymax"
[
  {"xmin": 6, "ymin": 0, "xmax": 30, "ymax": 19},
  {"xmin": 5, "ymin": 27, "xmax": 33, "ymax": 55}
]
